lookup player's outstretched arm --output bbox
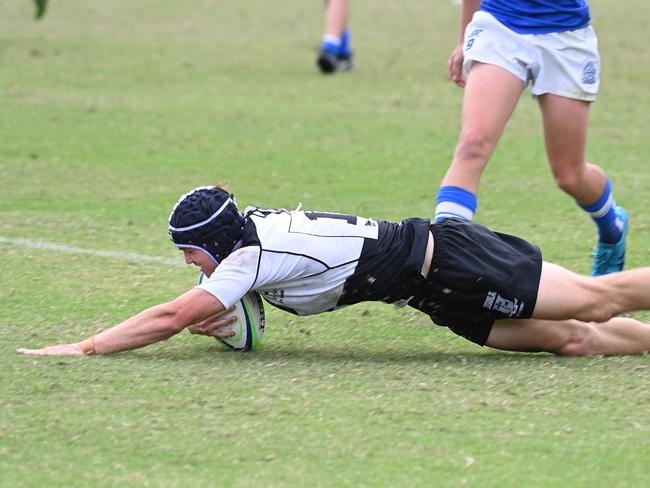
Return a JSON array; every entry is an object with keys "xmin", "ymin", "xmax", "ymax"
[{"xmin": 17, "ymin": 289, "xmax": 230, "ymax": 356}]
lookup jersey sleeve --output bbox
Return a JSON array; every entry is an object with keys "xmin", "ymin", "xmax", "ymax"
[{"xmin": 196, "ymin": 246, "xmax": 261, "ymax": 309}]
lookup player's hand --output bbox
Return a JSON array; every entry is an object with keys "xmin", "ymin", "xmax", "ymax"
[
  {"xmin": 447, "ymin": 43, "xmax": 466, "ymax": 87},
  {"xmin": 17, "ymin": 343, "xmax": 84, "ymax": 356},
  {"xmin": 187, "ymin": 306, "xmax": 237, "ymax": 338}
]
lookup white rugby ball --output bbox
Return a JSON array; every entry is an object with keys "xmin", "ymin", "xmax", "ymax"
[{"xmin": 217, "ymin": 291, "xmax": 265, "ymax": 351}]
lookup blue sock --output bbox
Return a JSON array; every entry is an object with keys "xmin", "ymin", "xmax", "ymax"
[
  {"xmin": 340, "ymin": 31, "xmax": 352, "ymax": 57},
  {"xmin": 579, "ymin": 178, "xmax": 623, "ymax": 244},
  {"xmin": 321, "ymin": 35, "xmax": 341, "ymax": 55},
  {"xmin": 434, "ymin": 186, "xmax": 478, "ymax": 222}
]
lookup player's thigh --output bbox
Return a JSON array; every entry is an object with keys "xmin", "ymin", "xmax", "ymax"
[
  {"xmin": 538, "ymin": 94, "xmax": 590, "ymax": 168},
  {"xmin": 532, "ymin": 261, "xmax": 600, "ymax": 320},
  {"xmin": 535, "ymin": 27, "xmax": 599, "ymax": 169},
  {"xmin": 461, "ymin": 63, "xmax": 524, "ymax": 139}
]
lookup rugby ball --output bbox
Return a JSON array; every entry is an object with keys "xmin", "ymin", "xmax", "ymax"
[{"xmin": 217, "ymin": 291, "xmax": 265, "ymax": 351}]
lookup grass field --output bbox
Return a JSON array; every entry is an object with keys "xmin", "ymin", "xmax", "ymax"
[{"xmin": 1, "ymin": 1, "xmax": 649, "ymax": 486}]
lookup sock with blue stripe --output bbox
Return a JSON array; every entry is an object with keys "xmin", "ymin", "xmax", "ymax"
[
  {"xmin": 434, "ymin": 186, "xmax": 478, "ymax": 222},
  {"xmin": 579, "ymin": 178, "xmax": 623, "ymax": 244},
  {"xmin": 321, "ymin": 34, "xmax": 342, "ymax": 55}
]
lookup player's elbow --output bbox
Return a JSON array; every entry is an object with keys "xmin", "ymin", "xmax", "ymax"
[
  {"xmin": 156, "ymin": 301, "xmax": 191, "ymax": 335},
  {"xmin": 169, "ymin": 309, "xmax": 194, "ymax": 334}
]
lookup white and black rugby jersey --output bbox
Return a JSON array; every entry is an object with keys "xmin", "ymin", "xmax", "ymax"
[{"xmin": 197, "ymin": 208, "xmax": 430, "ymax": 316}]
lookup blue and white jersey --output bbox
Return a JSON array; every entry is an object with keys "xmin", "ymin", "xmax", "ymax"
[
  {"xmin": 481, "ymin": 0, "xmax": 591, "ymax": 34},
  {"xmin": 197, "ymin": 208, "xmax": 430, "ymax": 316}
]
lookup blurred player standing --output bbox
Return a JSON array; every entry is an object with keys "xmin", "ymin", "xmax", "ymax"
[{"xmin": 317, "ymin": 0, "xmax": 353, "ymax": 74}]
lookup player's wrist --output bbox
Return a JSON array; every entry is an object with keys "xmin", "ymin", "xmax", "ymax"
[{"xmin": 78, "ymin": 337, "xmax": 96, "ymax": 356}]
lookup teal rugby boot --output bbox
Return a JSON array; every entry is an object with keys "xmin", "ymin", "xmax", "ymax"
[{"xmin": 591, "ymin": 207, "xmax": 628, "ymax": 276}]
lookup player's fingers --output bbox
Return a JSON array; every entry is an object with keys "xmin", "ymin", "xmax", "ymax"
[
  {"xmin": 194, "ymin": 324, "xmax": 234, "ymax": 338},
  {"xmin": 203, "ymin": 316, "xmax": 237, "ymax": 335},
  {"xmin": 215, "ymin": 305, "xmax": 236, "ymax": 317},
  {"xmin": 200, "ymin": 314, "xmax": 236, "ymax": 330},
  {"xmin": 188, "ymin": 324, "xmax": 210, "ymax": 335},
  {"xmin": 448, "ymin": 47, "xmax": 459, "ymax": 78},
  {"xmin": 448, "ymin": 48, "xmax": 466, "ymax": 87},
  {"xmin": 17, "ymin": 348, "xmax": 52, "ymax": 356},
  {"xmin": 217, "ymin": 315, "xmax": 237, "ymax": 327},
  {"xmin": 195, "ymin": 306, "xmax": 236, "ymax": 327},
  {"xmin": 213, "ymin": 329, "xmax": 236, "ymax": 339},
  {"xmin": 447, "ymin": 54, "xmax": 456, "ymax": 80},
  {"xmin": 452, "ymin": 70, "xmax": 465, "ymax": 87},
  {"xmin": 17, "ymin": 344, "xmax": 83, "ymax": 356},
  {"xmin": 194, "ymin": 306, "xmax": 236, "ymax": 329},
  {"xmin": 450, "ymin": 60, "xmax": 463, "ymax": 85}
]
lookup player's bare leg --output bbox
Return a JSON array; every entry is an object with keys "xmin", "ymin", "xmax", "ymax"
[
  {"xmin": 487, "ymin": 316, "xmax": 650, "ymax": 356},
  {"xmin": 324, "ymin": 0, "xmax": 348, "ymax": 38},
  {"xmin": 539, "ymin": 94, "xmax": 627, "ymax": 275},
  {"xmin": 440, "ymin": 63, "xmax": 523, "ymax": 193},
  {"xmin": 531, "ymin": 262, "xmax": 650, "ymax": 323},
  {"xmin": 538, "ymin": 94, "xmax": 605, "ymax": 203},
  {"xmin": 318, "ymin": 0, "xmax": 352, "ymax": 73}
]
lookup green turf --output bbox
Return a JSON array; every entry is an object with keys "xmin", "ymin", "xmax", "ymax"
[{"xmin": 1, "ymin": 1, "xmax": 649, "ymax": 486}]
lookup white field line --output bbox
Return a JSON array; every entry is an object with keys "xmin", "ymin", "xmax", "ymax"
[{"xmin": 0, "ymin": 236, "xmax": 184, "ymax": 267}]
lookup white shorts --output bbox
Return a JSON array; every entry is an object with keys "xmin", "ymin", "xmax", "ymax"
[{"xmin": 463, "ymin": 11, "xmax": 600, "ymax": 101}]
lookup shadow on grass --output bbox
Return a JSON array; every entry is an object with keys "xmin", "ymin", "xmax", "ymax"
[{"xmin": 130, "ymin": 343, "xmax": 560, "ymax": 366}]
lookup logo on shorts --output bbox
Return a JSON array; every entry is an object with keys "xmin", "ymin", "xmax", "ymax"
[
  {"xmin": 465, "ymin": 29, "xmax": 483, "ymax": 51},
  {"xmin": 483, "ymin": 291, "xmax": 524, "ymax": 317},
  {"xmin": 582, "ymin": 61, "xmax": 597, "ymax": 85}
]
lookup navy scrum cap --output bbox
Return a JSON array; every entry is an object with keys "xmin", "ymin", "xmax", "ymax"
[{"xmin": 168, "ymin": 186, "xmax": 245, "ymax": 264}]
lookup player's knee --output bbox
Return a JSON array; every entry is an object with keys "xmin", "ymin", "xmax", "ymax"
[
  {"xmin": 455, "ymin": 130, "xmax": 495, "ymax": 165},
  {"xmin": 552, "ymin": 168, "xmax": 583, "ymax": 196},
  {"xmin": 556, "ymin": 321, "xmax": 596, "ymax": 356},
  {"xmin": 576, "ymin": 288, "xmax": 616, "ymax": 323}
]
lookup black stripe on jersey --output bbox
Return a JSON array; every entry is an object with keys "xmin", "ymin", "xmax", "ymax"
[
  {"xmin": 337, "ymin": 218, "xmax": 430, "ymax": 306},
  {"xmin": 242, "ymin": 218, "xmax": 263, "ymax": 294}
]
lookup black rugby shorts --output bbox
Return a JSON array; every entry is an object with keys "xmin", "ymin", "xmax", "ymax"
[{"xmin": 409, "ymin": 219, "xmax": 543, "ymax": 345}]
